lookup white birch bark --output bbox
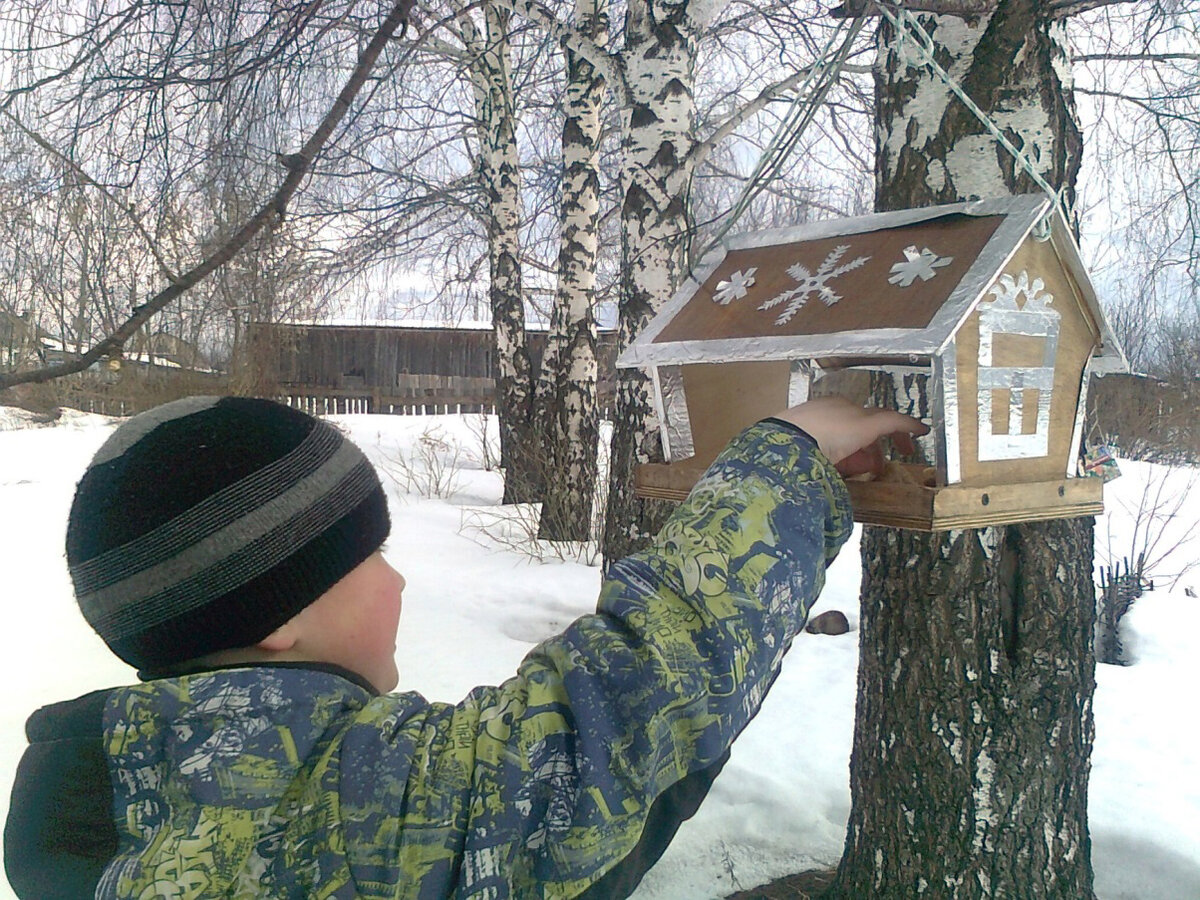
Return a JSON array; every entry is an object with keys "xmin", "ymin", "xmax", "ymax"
[
  {"xmin": 601, "ymin": 0, "xmax": 706, "ymax": 565},
  {"xmin": 462, "ymin": 4, "xmax": 538, "ymax": 504},
  {"xmin": 872, "ymin": 6, "xmax": 1080, "ymax": 215},
  {"xmin": 536, "ymin": 0, "xmax": 607, "ymax": 541}
]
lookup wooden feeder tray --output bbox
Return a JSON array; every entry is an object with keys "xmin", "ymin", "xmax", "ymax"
[{"xmin": 635, "ymin": 462, "xmax": 1103, "ymax": 531}]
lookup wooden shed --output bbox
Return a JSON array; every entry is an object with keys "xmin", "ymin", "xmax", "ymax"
[
  {"xmin": 617, "ymin": 195, "xmax": 1127, "ymax": 530},
  {"xmin": 248, "ymin": 322, "xmax": 618, "ymax": 415}
]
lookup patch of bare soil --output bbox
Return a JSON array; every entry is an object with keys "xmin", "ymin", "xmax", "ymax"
[{"xmin": 723, "ymin": 868, "xmax": 835, "ymax": 899}]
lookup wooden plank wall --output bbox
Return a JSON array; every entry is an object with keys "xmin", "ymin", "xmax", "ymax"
[
  {"xmin": 249, "ymin": 323, "xmax": 618, "ymax": 416},
  {"xmin": 1088, "ymin": 372, "xmax": 1199, "ymax": 463}
]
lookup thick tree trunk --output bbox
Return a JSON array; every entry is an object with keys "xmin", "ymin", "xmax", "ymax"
[
  {"xmin": 465, "ymin": 3, "xmax": 539, "ymax": 504},
  {"xmin": 830, "ymin": 4, "xmax": 1095, "ymax": 897},
  {"xmin": 536, "ymin": 0, "xmax": 606, "ymax": 542},
  {"xmin": 601, "ymin": 0, "xmax": 699, "ymax": 566},
  {"xmin": 835, "ymin": 508, "xmax": 1097, "ymax": 897}
]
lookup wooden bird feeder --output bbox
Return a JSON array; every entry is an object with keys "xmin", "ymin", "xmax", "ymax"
[{"xmin": 617, "ymin": 195, "xmax": 1127, "ymax": 530}]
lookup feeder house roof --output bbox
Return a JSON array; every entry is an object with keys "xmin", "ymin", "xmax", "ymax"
[{"xmin": 618, "ymin": 194, "xmax": 1125, "ymax": 373}]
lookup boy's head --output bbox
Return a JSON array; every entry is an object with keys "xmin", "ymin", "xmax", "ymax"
[{"xmin": 66, "ymin": 396, "xmax": 392, "ymax": 681}]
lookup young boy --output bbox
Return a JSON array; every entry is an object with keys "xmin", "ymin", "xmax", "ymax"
[{"xmin": 5, "ymin": 394, "xmax": 924, "ymax": 899}]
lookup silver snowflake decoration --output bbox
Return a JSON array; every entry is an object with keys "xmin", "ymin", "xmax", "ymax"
[
  {"xmin": 888, "ymin": 245, "xmax": 953, "ymax": 287},
  {"xmin": 984, "ymin": 270, "xmax": 1054, "ymax": 311},
  {"xmin": 713, "ymin": 267, "xmax": 758, "ymax": 305},
  {"xmin": 758, "ymin": 244, "xmax": 870, "ymax": 325}
]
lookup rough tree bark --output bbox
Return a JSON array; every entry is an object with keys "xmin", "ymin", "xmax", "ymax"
[
  {"xmin": 828, "ymin": 3, "xmax": 1095, "ymax": 898},
  {"xmin": 535, "ymin": 0, "xmax": 607, "ymax": 541},
  {"xmin": 601, "ymin": 0, "xmax": 702, "ymax": 566},
  {"xmin": 462, "ymin": 2, "xmax": 539, "ymax": 505}
]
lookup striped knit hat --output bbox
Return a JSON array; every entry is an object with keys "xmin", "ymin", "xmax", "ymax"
[{"xmin": 66, "ymin": 396, "xmax": 390, "ymax": 674}]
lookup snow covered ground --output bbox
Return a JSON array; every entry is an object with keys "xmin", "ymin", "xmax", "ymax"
[{"xmin": 1, "ymin": 407, "xmax": 1197, "ymax": 899}]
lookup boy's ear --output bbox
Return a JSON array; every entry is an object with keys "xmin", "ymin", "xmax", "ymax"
[{"xmin": 256, "ymin": 620, "xmax": 299, "ymax": 653}]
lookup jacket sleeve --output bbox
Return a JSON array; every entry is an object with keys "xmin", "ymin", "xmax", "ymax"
[
  {"xmin": 3, "ymin": 690, "xmax": 118, "ymax": 900},
  {"xmin": 337, "ymin": 420, "xmax": 853, "ymax": 899}
]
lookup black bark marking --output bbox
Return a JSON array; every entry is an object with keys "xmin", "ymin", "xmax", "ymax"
[{"xmin": 629, "ymin": 104, "xmax": 659, "ymax": 129}]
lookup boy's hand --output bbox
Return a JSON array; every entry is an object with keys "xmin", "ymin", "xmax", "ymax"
[{"xmin": 771, "ymin": 397, "xmax": 930, "ymax": 479}]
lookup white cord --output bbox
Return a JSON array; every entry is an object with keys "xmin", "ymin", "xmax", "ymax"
[
  {"xmin": 695, "ymin": 2, "xmax": 1067, "ymax": 272},
  {"xmin": 875, "ymin": 2, "xmax": 1070, "ymax": 222},
  {"xmin": 695, "ymin": 14, "xmax": 868, "ymax": 263}
]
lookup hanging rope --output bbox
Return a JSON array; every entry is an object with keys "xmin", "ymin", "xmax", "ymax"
[
  {"xmin": 695, "ymin": 2, "xmax": 1065, "ymax": 270},
  {"xmin": 694, "ymin": 14, "xmax": 868, "ymax": 263},
  {"xmin": 872, "ymin": 1, "xmax": 1069, "ymax": 221}
]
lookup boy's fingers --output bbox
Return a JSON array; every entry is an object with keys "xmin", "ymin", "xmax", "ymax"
[
  {"xmin": 855, "ymin": 411, "xmax": 927, "ymax": 458},
  {"xmin": 890, "ymin": 430, "xmax": 919, "ymax": 457},
  {"xmin": 835, "ymin": 444, "xmax": 885, "ymax": 478},
  {"xmin": 875, "ymin": 410, "xmax": 929, "ymax": 440},
  {"xmin": 770, "ymin": 399, "xmax": 929, "ymax": 466},
  {"xmin": 836, "ymin": 413, "xmax": 928, "ymax": 473}
]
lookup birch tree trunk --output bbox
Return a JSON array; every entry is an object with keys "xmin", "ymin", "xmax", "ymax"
[
  {"xmin": 829, "ymin": 4, "xmax": 1095, "ymax": 897},
  {"xmin": 536, "ymin": 0, "xmax": 607, "ymax": 541},
  {"xmin": 601, "ymin": 0, "xmax": 701, "ymax": 565},
  {"xmin": 464, "ymin": 3, "xmax": 539, "ymax": 504}
]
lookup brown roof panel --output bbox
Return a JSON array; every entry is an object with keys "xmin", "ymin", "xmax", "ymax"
[{"xmin": 653, "ymin": 213, "xmax": 1005, "ymax": 344}]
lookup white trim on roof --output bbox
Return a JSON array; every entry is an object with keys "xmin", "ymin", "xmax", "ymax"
[{"xmin": 618, "ymin": 194, "xmax": 1126, "ymax": 373}]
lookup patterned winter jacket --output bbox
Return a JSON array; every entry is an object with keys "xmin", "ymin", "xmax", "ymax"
[{"xmin": 5, "ymin": 420, "xmax": 852, "ymax": 899}]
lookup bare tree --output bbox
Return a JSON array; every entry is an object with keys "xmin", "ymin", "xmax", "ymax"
[
  {"xmin": 591, "ymin": 0, "xmax": 876, "ymax": 565},
  {"xmin": 460, "ymin": 2, "xmax": 542, "ymax": 502},
  {"xmin": 0, "ymin": 0, "xmax": 418, "ymax": 391},
  {"xmin": 369, "ymin": 0, "xmax": 872, "ymax": 547},
  {"xmin": 535, "ymin": 0, "xmax": 608, "ymax": 540},
  {"xmin": 1075, "ymin": 2, "xmax": 1199, "ymax": 311}
]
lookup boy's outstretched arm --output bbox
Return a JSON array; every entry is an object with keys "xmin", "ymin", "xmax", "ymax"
[
  {"xmin": 339, "ymin": 399, "xmax": 926, "ymax": 899},
  {"xmin": 772, "ymin": 396, "xmax": 927, "ymax": 479}
]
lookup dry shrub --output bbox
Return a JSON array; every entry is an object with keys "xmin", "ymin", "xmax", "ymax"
[
  {"xmin": 459, "ymin": 423, "xmax": 610, "ymax": 566},
  {"xmin": 377, "ymin": 424, "xmax": 464, "ymax": 500}
]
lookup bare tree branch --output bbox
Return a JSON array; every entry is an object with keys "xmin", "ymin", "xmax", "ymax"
[
  {"xmin": 0, "ymin": 1, "xmax": 146, "ymax": 114},
  {"xmin": 0, "ymin": 0, "xmax": 417, "ymax": 391},
  {"xmin": 1075, "ymin": 52, "xmax": 1200, "ymax": 64},
  {"xmin": 1076, "ymin": 86, "xmax": 1200, "ymax": 126},
  {"xmin": 490, "ymin": 0, "xmax": 627, "ymax": 102},
  {"xmin": 1, "ymin": 108, "xmax": 182, "ymax": 286},
  {"xmin": 830, "ymin": 0, "xmax": 1138, "ymax": 20},
  {"xmin": 688, "ymin": 50, "xmax": 869, "ymax": 172},
  {"xmin": 1048, "ymin": 0, "xmax": 1140, "ymax": 16}
]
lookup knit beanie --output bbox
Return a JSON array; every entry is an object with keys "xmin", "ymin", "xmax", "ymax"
[{"xmin": 66, "ymin": 396, "xmax": 390, "ymax": 674}]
